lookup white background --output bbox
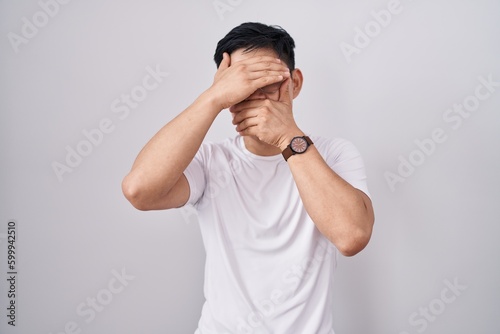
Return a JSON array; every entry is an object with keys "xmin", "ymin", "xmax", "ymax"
[{"xmin": 1, "ymin": 0, "xmax": 499, "ymax": 333}]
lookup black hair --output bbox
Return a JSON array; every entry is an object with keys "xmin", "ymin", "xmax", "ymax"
[{"xmin": 213, "ymin": 22, "xmax": 296, "ymax": 70}]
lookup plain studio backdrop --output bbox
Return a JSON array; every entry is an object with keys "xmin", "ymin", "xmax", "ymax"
[{"xmin": 1, "ymin": 0, "xmax": 499, "ymax": 333}]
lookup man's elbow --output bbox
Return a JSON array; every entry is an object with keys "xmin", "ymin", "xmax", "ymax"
[
  {"xmin": 334, "ymin": 225, "xmax": 373, "ymax": 257},
  {"xmin": 121, "ymin": 174, "xmax": 151, "ymax": 211}
]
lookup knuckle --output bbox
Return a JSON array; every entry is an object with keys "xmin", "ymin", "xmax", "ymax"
[
  {"xmin": 262, "ymin": 77, "xmax": 271, "ymax": 84},
  {"xmin": 237, "ymin": 64, "xmax": 247, "ymax": 72}
]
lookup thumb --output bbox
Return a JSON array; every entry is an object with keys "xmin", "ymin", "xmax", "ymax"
[
  {"xmin": 278, "ymin": 76, "xmax": 293, "ymax": 104},
  {"xmin": 219, "ymin": 52, "xmax": 230, "ymax": 71}
]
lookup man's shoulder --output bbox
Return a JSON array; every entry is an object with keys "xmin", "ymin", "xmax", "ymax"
[
  {"xmin": 199, "ymin": 136, "xmax": 240, "ymax": 152},
  {"xmin": 311, "ymin": 135, "xmax": 350, "ymax": 146},
  {"xmin": 311, "ymin": 135, "xmax": 359, "ymax": 156},
  {"xmin": 195, "ymin": 136, "xmax": 242, "ymax": 163}
]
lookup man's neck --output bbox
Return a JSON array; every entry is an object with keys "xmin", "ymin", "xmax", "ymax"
[{"xmin": 243, "ymin": 136, "xmax": 282, "ymax": 156}]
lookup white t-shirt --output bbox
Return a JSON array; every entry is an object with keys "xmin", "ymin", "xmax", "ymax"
[{"xmin": 184, "ymin": 135, "xmax": 370, "ymax": 334}]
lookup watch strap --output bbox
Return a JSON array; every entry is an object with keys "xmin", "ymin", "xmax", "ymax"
[
  {"xmin": 282, "ymin": 146, "xmax": 294, "ymax": 161},
  {"xmin": 282, "ymin": 136, "xmax": 313, "ymax": 161}
]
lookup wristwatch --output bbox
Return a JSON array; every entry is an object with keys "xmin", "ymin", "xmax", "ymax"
[{"xmin": 282, "ymin": 136, "xmax": 314, "ymax": 161}]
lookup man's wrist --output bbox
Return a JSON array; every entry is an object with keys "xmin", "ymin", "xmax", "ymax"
[
  {"xmin": 279, "ymin": 131, "xmax": 305, "ymax": 151},
  {"xmin": 199, "ymin": 89, "xmax": 225, "ymax": 115}
]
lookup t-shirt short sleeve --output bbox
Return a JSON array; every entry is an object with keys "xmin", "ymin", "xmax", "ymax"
[
  {"xmin": 183, "ymin": 145, "xmax": 208, "ymax": 206},
  {"xmin": 315, "ymin": 137, "xmax": 371, "ymax": 199}
]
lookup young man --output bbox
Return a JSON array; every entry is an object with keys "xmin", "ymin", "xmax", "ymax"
[{"xmin": 122, "ymin": 22, "xmax": 374, "ymax": 334}]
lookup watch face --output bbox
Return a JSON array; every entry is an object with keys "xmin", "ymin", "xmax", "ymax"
[{"xmin": 290, "ymin": 137, "xmax": 308, "ymax": 153}]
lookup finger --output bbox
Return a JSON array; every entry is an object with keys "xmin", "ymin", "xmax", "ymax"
[
  {"xmin": 236, "ymin": 55, "xmax": 283, "ymax": 67},
  {"xmin": 244, "ymin": 69, "xmax": 290, "ymax": 80},
  {"xmin": 214, "ymin": 53, "xmax": 230, "ymax": 81},
  {"xmin": 235, "ymin": 117, "xmax": 258, "ymax": 133},
  {"xmin": 229, "ymin": 103, "xmax": 241, "ymax": 115},
  {"xmin": 219, "ymin": 52, "xmax": 230, "ymax": 70},
  {"xmin": 230, "ymin": 100, "xmax": 264, "ymax": 114},
  {"xmin": 279, "ymin": 77, "xmax": 292, "ymax": 104},
  {"xmin": 232, "ymin": 108, "xmax": 258, "ymax": 125},
  {"xmin": 243, "ymin": 61, "xmax": 290, "ymax": 73}
]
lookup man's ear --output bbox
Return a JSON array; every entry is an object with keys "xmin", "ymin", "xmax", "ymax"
[{"xmin": 291, "ymin": 68, "xmax": 303, "ymax": 99}]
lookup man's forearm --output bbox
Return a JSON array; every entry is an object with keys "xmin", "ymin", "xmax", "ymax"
[
  {"xmin": 122, "ymin": 90, "xmax": 221, "ymax": 209},
  {"xmin": 286, "ymin": 145, "xmax": 374, "ymax": 257}
]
